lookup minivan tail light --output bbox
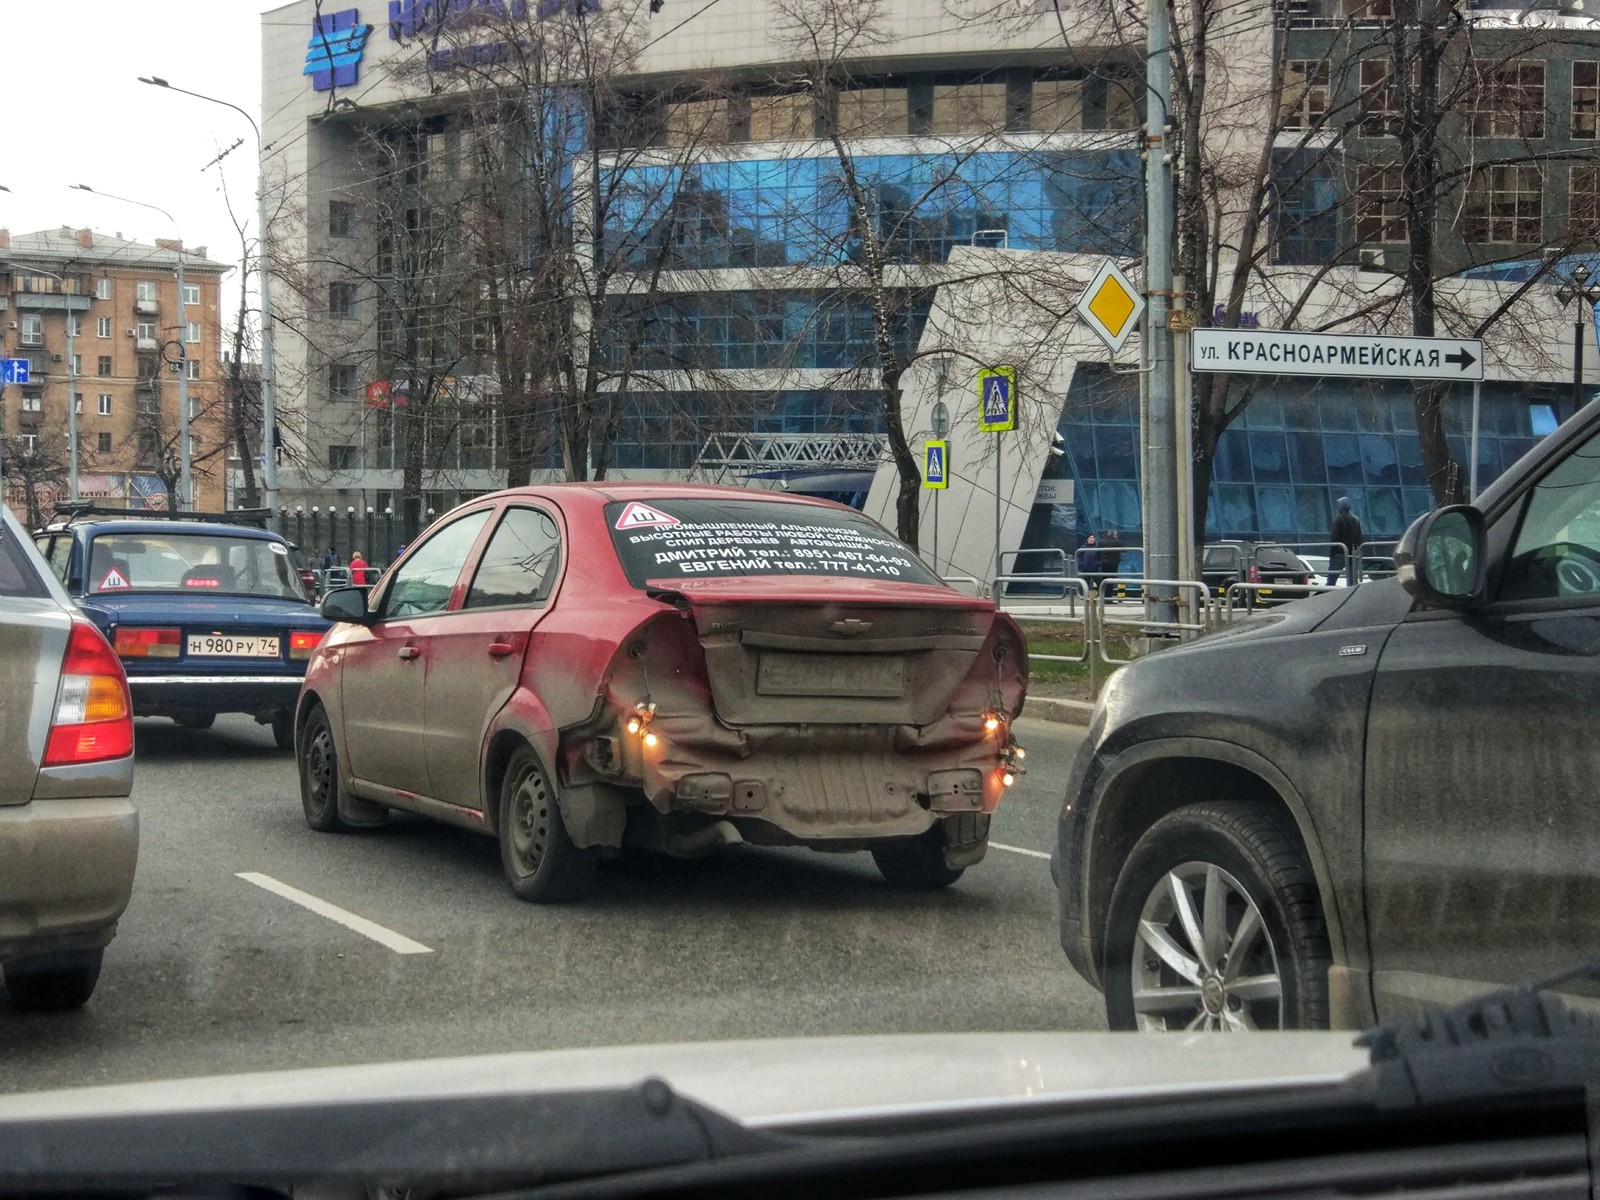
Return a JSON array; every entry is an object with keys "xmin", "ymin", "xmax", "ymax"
[
  {"xmin": 289, "ymin": 630, "xmax": 324, "ymax": 659},
  {"xmin": 44, "ymin": 621, "xmax": 134, "ymax": 766},
  {"xmin": 114, "ymin": 626, "xmax": 181, "ymax": 658}
]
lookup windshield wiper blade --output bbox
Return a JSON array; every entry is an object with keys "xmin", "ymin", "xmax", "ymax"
[
  {"xmin": 0, "ymin": 1077, "xmax": 797, "ymax": 1193},
  {"xmin": 1357, "ymin": 960, "xmax": 1600, "ymax": 1111}
]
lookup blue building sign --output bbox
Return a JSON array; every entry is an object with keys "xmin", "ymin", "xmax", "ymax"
[
  {"xmin": 387, "ymin": 0, "xmax": 601, "ymax": 42},
  {"xmin": 304, "ymin": 9, "xmax": 372, "ymax": 92}
]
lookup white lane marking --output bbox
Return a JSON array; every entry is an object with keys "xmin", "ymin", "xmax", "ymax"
[
  {"xmin": 236, "ymin": 871, "xmax": 433, "ymax": 955},
  {"xmin": 990, "ymin": 841, "xmax": 1052, "ymax": 860}
]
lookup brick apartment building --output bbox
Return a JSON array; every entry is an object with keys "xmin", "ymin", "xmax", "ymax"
[{"xmin": 0, "ymin": 226, "xmax": 231, "ymax": 520}]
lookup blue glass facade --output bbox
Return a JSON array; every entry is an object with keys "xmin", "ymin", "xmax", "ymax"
[
  {"xmin": 607, "ymin": 148, "xmax": 1142, "ymax": 270},
  {"xmin": 1053, "ymin": 365, "xmax": 1560, "ymax": 547},
  {"xmin": 602, "ymin": 390, "xmax": 881, "ymax": 471}
]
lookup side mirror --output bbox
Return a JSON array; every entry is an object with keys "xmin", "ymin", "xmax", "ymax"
[
  {"xmin": 320, "ymin": 586, "xmax": 372, "ymax": 625},
  {"xmin": 1396, "ymin": 505, "xmax": 1488, "ymax": 610}
]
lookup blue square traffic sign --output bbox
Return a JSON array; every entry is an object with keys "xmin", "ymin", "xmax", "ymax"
[
  {"xmin": 1, "ymin": 358, "xmax": 31, "ymax": 385},
  {"xmin": 924, "ymin": 439, "xmax": 949, "ymax": 489},
  {"xmin": 977, "ymin": 366, "xmax": 1017, "ymax": 432}
]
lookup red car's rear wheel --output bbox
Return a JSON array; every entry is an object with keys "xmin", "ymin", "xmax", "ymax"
[{"xmin": 498, "ymin": 745, "xmax": 596, "ymax": 903}]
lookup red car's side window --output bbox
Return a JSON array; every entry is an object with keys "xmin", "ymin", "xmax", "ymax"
[
  {"xmin": 375, "ymin": 510, "xmax": 493, "ymax": 621},
  {"xmin": 463, "ymin": 507, "xmax": 562, "ymax": 610}
]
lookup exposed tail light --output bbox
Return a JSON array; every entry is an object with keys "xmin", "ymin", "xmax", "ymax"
[
  {"xmin": 289, "ymin": 630, "xmax": 325, "ymax": 660},
  {"xmin": 113, "ymin": 626, "xmax": 181, "ymax": 658},
  {"xmin": 44, "ymin": 621, "xmax": 133, "ymax": 766},
  {"xmin": 1248, "ymin": 565, "xmax": 1261, "ymax": 584}
]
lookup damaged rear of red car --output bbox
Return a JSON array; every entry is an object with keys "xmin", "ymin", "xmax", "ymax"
[{"xmin": 298, "ymin": 484, "xmax": 1027, "ymax": 903}]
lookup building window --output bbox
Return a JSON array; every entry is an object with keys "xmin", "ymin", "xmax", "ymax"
[
  {"xmin": 97, "ymin": 355, "xmax": 112, "ymax": 377},
  {"xmin": 19, "ymin": 314, "xmax": 41, "ymax": 345},
  {"xmin": 190, "ymin": 435, "xmax": 201, "ymax": 459},
  {"xmin": 21, "ymin": 393, "xmax": 40, "ymax": 412},
  {"xmin": 329, "ymin": 281, "xmax": 358, "ymax": 319},
  {"xmin": 67, "ymin": 315, "xmax": 83, "ymax": 338},
  {"xmin": 1359, "ymin": 60, "xmax": 1399, "ymax": 137},
  {"xmin": 329, "ymin": 363, "xmax": 359, "ymax": 401},
  {"xmin": 136, "ymin": 320, "xmax": 156, "ymax": 341},
  {"xmin": 19, "ymin": 433, "xmax": 37, "ymax": 456},
  {"xmin": 1280, "ymin": 60, "xmax": 1331, "ymax": 132},
  {"xmin": 184, "ymin": 320, "xmax": 201, "ymax": 343},
  {"xmin": 95, "ymin": 277, "xmax": 111, "ymax": 300},
  {"xmin": 135, "ymin": 280, "xmax": 158, "ymax": 302},
  {"xmin": 1467, "ymin": 61, "xmax": 1544, "ymax": 138},
  {"xmin": 98, "ymin": 394, "xmax": 112, "ymax": 415},
  {"xmin": 328, "ymin": 443, "xmax": 359, "ymax": 469},
  {"xmin": 1575, "ymin": 62, "xmax": 1599, "ymax": 139},
  {"xmin": 188, "ymin": 396, "xmax": 201, "ymax": 420},
  {"xmin": 1572, "ymin": 163, "xmax": 1600, "ymax": 234},
  {"xmin": 186, "ymin": 359, "xmax": 201, "ymax": 380},
  {"xmin": 931, "ymin": 81, "xmax": 1008, "ymax": 136},
  {"xmin": 73, "ymin": 393, "xmax": 83, "ymax": 415},
  {"xmin": 96, "ymin": 431, "xmax": 112, "ymax": 454},
  {"xmin": 138, "ymin": 357, "xmax": 160, "ymax": 379},
  {"xmin": 329, "ymin": 199, "xmax": 356, "ymax": 238},
  {"xmin": 834, "ymin": 86, "xmax": 910, "ymax": 138},
  {"xmin": 71, "ymin": 354, "xmax": 81, "ymax": 377},
  {"xmin": 180, "ymin": 283, "xmax": 200, "ymax": 306},
  {"xmin": 1031, "ymin": 76, "xmax": 1084, "ymax": 132},
  {"xmin": 1464, "ymin": 164, "xmax": 1542, "ymax": 243},
  {"xmin": 664, "ymin": 96, "xmax": 734, "ymax": 146},
  {"xmin": 96, "ymin": 316, "xmax": 111, "ymax": 338},
  {"xmin": 1355, "ymin": 165, "xmax": 1408, "ymax": 242},
  {"xmin": 748, "ymin": 92, "xmax": 814, "ymax": 142}
]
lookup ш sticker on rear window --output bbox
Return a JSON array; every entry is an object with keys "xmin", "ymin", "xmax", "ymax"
[{"xmin": 606, "ymin": 498, "xmax": 941, "ymax": 587}]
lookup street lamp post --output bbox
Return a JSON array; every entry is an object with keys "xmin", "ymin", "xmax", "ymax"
[
  {"xmin": 1556, "ymin": 265, "xmax": 1600, "ymax": 420},
  {"xmin": 139, "ymin": 76, "xmax": 278, "ymax": 516},
  {"xmin": 71, "ymin": 184, "xmax": 191, "ymax": 509}
]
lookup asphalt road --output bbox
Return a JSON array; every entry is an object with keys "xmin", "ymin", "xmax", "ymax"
[{"xmin": 0, "ymin": 715, "xmax": 1101, "ymax": 1093}]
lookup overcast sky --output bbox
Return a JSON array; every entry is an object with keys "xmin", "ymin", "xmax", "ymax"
[{"xmin": 5, "ymin": 2, "xmax": 284, "ymax": 278}]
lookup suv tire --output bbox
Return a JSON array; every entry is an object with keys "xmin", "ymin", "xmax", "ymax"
[{"xmin": 1103, "ymin": 801, "xmax": 1329, "ymax": 1032}]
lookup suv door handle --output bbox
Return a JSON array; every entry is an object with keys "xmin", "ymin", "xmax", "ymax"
[{"xmin": 397, "ymin": 644, "xmax": 420, "ymax": 661}]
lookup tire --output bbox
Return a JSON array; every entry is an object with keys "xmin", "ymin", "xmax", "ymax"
[
  {"xmin": 870, "ymin": 823, "xmax": 965, "ymax": 888},
  {"xmin": 174, "ymin": 713, "xmax": 215, "ymax": 730},
  {"xmin": 4, "ymin": 949, "xmax": 103, "ymax": 1013},
  {"xmin": 271, "ymin": 709, "xmax": 295, "ymax": 751},
  {"xmin": 1102, "ymin": 801, "xmax": 1329, "ymax": 1032},
  {"xmin": 298, "ymin": 704, "xmax": 351, "ymax": 833},
  {"xmin": 498, "ymin": 745, "xmax": 596, "ymax": 903}
]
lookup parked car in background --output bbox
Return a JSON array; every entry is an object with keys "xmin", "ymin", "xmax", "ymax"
[
  {"xmin": 1054, "ymin": 400, "xmax": 1600, "ymax": 1032},
  {"xmin": 0, "ymin": 508, "xmax": 136, "ymax": 1012},
  {"xmin": 32, "ymin": 507, "xmax": 331, "ymax": 750},
  {"xmin": 298, "ymin": 485, "xmax": 1028, "ymax": 902},
  {"xmin": 1201, "ymin": 542, "xmax": 1314, "ymax": 607}
]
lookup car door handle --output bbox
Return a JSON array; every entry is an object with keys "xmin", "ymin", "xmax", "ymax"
[
  {"xmin": 487, "ymin": 640, "xmax": 518, "ymax": 659},
  {"xmin": 397, "ymin": 644, "xmax": 420, "ymax": 661}
]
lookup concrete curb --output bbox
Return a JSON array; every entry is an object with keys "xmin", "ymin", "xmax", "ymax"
[{"xmin": 1021, "ymin": 696, "xmax": 1096, "ymax": 727}]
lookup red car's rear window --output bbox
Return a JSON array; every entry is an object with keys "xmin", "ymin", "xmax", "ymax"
[{"xmin": 606, "ymin": 498, "xmax": 941, "ymax": 588}]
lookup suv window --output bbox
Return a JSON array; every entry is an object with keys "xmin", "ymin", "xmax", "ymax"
[
  {"xmin": 381, "ymin": 510, "xmax": 492, "ymax": 620},
  {"xmin": 1502, "ymin": 429, "xmax": 1600, "ymax": 601},
  {"xmin": 465, "ymin": 507, "xmax": 561, "ymax": 610}
]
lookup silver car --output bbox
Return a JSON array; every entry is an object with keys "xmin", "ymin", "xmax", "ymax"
[{"xmin": 0, "ymin": 508, "xmax": 137, "ymax": 1011}]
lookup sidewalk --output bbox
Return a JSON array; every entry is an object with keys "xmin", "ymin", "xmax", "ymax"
[{"xmin": 1021, "ymin": 695, "xmax": 1096, "ymax": 727}]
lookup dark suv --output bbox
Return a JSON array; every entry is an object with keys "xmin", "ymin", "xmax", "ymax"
[{"xmin": 1054, "ymin": 402, "xmax": 1600, "ymax": 1032}]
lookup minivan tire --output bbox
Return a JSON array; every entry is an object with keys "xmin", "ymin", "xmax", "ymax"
[
  {"xmin": 4, "ymin": 949, "xmax": 103, "ymax": 1012},
  {"xmin": 1103, "ymin": 801, "xmax": 1329, "ymax": 1032}
]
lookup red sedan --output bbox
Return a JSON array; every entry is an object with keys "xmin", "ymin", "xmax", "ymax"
[{"xmin": 294, "ymin": 484, "xmax": 1028, "ymax": 902}]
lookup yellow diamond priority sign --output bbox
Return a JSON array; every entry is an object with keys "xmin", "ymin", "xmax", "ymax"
[{"xmin": 1076, "ymin": 258, "xmax": 1145, "ymax": 355}]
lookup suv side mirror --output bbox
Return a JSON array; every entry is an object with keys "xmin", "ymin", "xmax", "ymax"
[
  {"xmin": 320, "ymin": 586, "xmax": 372, "ymax": 625},
  {"xmin": 1396, "ymin": 505, "xmax": 1488, "ymax": 610}
]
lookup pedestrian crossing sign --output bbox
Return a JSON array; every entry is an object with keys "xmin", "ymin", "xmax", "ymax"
[
  {"xmin": 924, "ymin": 439, "xmax": 949, "ymax": 489},
  {"xmin": 978, "ymin": 366, "xmax": 1017, "ymax": 432}
]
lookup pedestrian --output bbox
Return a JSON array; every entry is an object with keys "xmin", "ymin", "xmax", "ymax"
[
  {"xmin": 349, "ymin": 549, "xmax": 369, "ymax": 587},
  {"xmin": 321, "ymin": 545, "xmax": 340, "ymax": 572},
  {"xmin": 1079, "ymin": 533, "xmax": 1101, "ymax": 578},
  {"xmin": 1329, "ymin": 497, "xmax": 1363, "ymax": 586},
  {"xmin": 1101, "ymin": 529, "xmax": 1124, "ymax": 575}
]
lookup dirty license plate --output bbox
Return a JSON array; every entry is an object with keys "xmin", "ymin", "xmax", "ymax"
[
  {"xmin": 187, "ymin": 634, "xmax": 281, "ymax": 658},
  {"xmin": 757, "ymin": 652, "xmax": 904, "ymax": 698}
]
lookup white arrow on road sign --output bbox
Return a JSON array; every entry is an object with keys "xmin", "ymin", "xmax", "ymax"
[
  {"xmin": 1190, "ymin": 328, "xmax": 1484, "ymax": 381},
  {"xmin": 1, "ymin": 358, "xmax": 31, "ymax": 385}
]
